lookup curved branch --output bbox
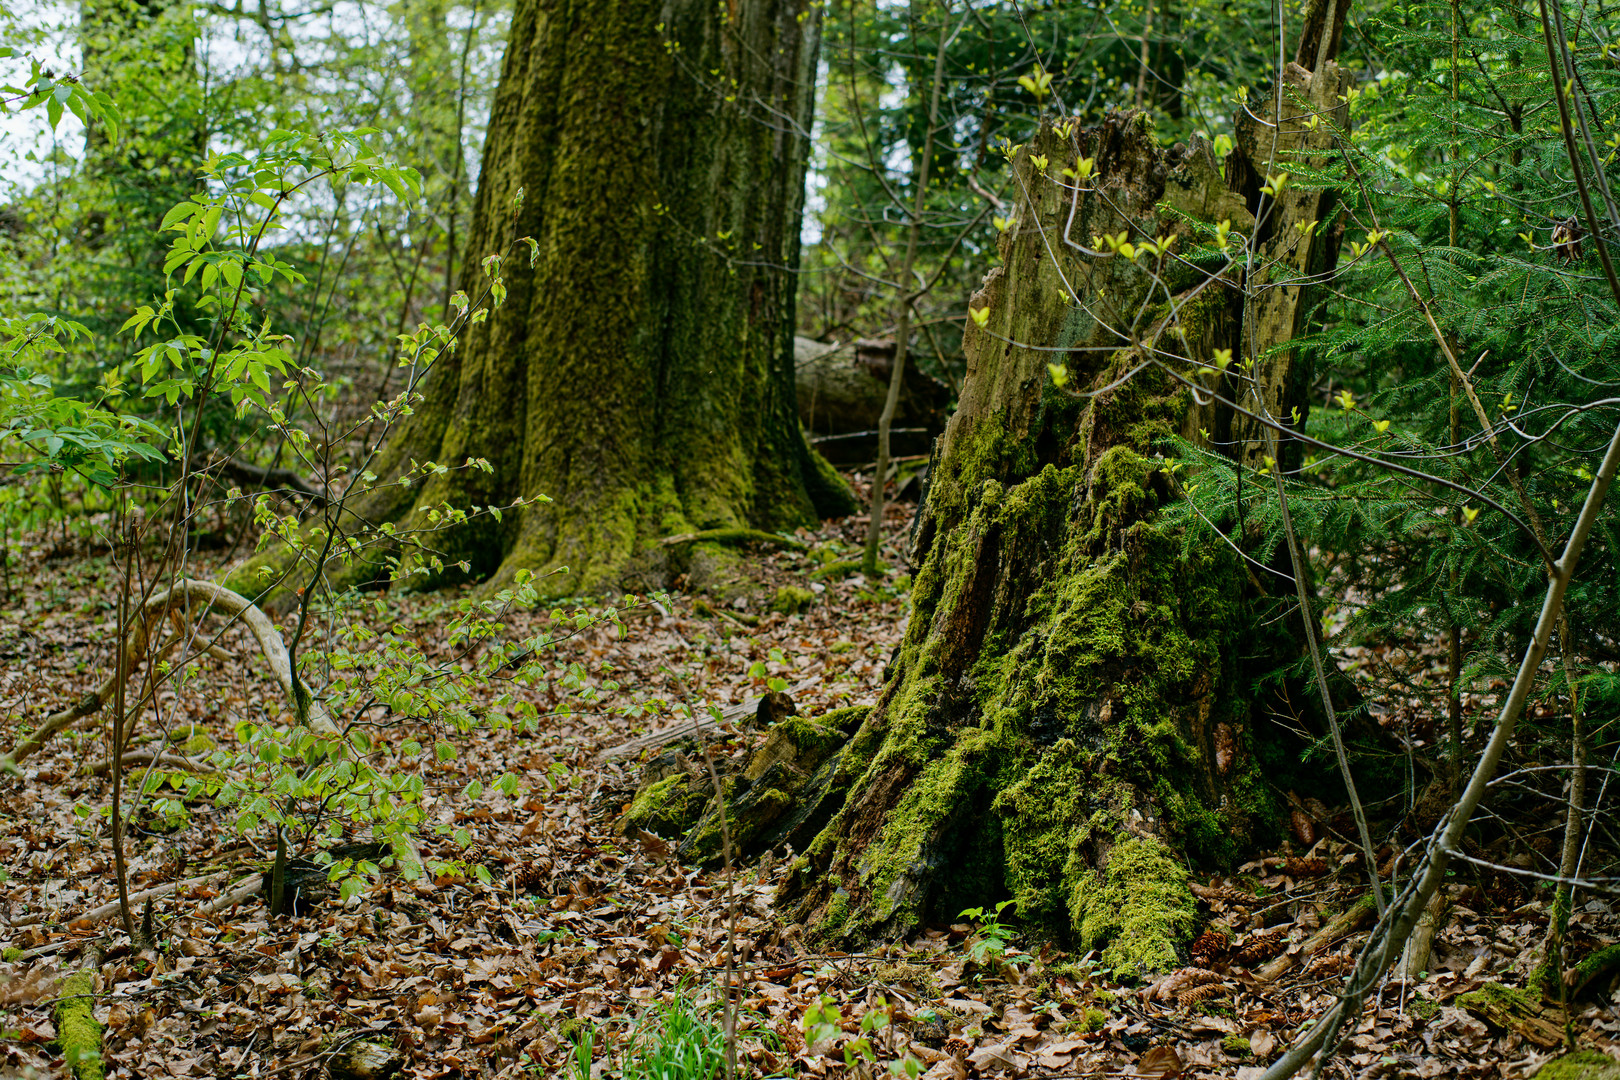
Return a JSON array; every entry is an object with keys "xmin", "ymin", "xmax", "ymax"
[{"xmin": 1, "ymin": 579, "xmax": 335, "ymax": 771}]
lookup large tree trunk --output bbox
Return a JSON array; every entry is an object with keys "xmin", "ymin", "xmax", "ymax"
[
  {"xmin": 350, "ymin": 0, "xmax": 847, "ymax": 595},
  {"xmin": 779, "ymin": 5, "xmax": 1352, "ymax": 976}
]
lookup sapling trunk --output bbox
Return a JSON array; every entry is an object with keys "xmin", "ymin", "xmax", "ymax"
[
  {"xmin": 110, "ymin": 515, "xmax": 137, "ymax": 943},
  {"xmin": 863, "ymin": 0, "xmax": 955, "ymax": 576}
]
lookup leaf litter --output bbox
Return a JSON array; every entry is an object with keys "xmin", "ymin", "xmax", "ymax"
[{"xmin": 0, "ymin": 496, "xmax": 1618, "ymax": 1078}]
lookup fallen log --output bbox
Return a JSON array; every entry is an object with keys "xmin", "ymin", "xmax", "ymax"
[
  {"xmin": 602, "ymin": 679, "xmax": 818, "ymax": 762},
  {"xmin": 796, "ymin": 336, "xmax": 949, "ymax": 464},
  {"xmin": 54, "ymin": 946, "xmax": 104, "ymax": 1080}
]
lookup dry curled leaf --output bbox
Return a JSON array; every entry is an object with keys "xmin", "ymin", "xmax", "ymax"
[{"xmin": 1138, "ymin": 1044, "xmax": 1186, "ymax": 1077}]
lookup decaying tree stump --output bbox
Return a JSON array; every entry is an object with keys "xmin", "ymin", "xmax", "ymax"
[{"xmin": 762, "ymin": 1, "xmax": 1358, "ymax": 976}]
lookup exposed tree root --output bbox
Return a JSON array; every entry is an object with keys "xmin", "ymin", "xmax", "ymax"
[
  {"xmin": 658, "ymin": 528, "xmax": 809, "ymax": 552},
  {"xmin": 2, "ymin": 579, "xmax": 423, "ymax": 893}
]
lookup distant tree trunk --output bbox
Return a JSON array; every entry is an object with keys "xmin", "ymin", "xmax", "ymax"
[
  {"xmin": 351, "ymin": 0, "xmax": 851, "ymax": 595},
  {"xmin": 779, "ymin": 0, "xmax": 1352, "ymax": 976}
]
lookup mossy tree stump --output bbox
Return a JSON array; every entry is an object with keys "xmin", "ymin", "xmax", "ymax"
[{"xmin": 778, "ymin": 0, "xmax": 1356, "ymax": 977}]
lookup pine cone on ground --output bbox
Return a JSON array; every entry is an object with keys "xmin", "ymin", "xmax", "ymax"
[
  {"xmin": 1235, "ymin": 926, "xmax": 1289, "ymax": 965},
  {"xmin": 1190, "ymin": 882, "xmax": 1255, "ymax": 907},
  {"xmin": 1306, "ymin": 952, "xmax": 1353, "ymax": 979},
  {"xmin": 1177, "ymin": 982, "xmax": 1228, "ymax": 1008},
  {"xmin": 1189, "ymin": 929, "xmax": 1230, "ymax": 966},
  {"xmin": 512, "ymin": 863, "xmax": 549, "ymax": 894},
  {"xmin": 1153, "ymin": 967, "xmax": 1223, "ymax": 1003}
]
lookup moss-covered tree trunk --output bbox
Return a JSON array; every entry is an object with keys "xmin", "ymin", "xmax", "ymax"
[
  {"xmin": 779, "ymin": 2, "xmax": 1352, "ymax": 976},
  {"xmin": 354, "ymin": 0, "xmax": 850, "ymax": 594}
]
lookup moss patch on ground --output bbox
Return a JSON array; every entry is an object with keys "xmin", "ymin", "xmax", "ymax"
[
  {"xmin": 771, "ymin": 585, "xmax": 816, "ymax": 614},
  {"xmin": 53, "ymin": 970, "xmax": 104, "ymax": 1080},
  {"xmin": 809, "ymin": 559, "xmax": 863, "ymax": 582},
  {"xmin": 1536, "ymin": 1050, "xmax": 1620, "ymax": 1079}
]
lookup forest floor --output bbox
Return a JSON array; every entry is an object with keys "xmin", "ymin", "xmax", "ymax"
[{"xmin": 1, "ymin": 489, "xmax": 1618, "ymax": 1079}]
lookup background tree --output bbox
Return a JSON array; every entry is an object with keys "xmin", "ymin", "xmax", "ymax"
[{"xmin": 322, "ymin": 0, "xmax": 853, "ymax": 599}]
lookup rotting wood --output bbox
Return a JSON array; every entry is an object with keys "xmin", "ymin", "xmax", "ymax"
[
  {"xmin": 199, "ymin": 875, "xmax": 267, "ymax": 916},
  {"xmin": 53, "ymin": 946, "xmax": 104, "ymax": 1080},
  {"xmin": 325, "ymin": 1038, "xmax": 406, "ymax": 1080},
  {"xmin": 1396, "ymin": 888, "xmax": 1452, "ymax": 981},
  {"xmin": 1256, "ymin": 895, "xmax": 1376, "ymax": 982},
  {"xmin": 601, "ymin": 679, "xmax": 818, "ymax": 762},
  {"xmin": 1457, "ymin": 983, "xmax": 1565, "ymax": 1047}
]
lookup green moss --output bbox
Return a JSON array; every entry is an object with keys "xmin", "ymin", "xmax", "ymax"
[
  {"xmin": 1536, "ymin": 1050, "xmax": 1620, "ymax": 1079},
  {"xmin": 664, "ymin": 528, "xmax": 808, "ymax": 552},
  {"xmin": 771, "ymin": 586, "xmax": 816, "ymax": 615},
  {"xmin": 2, "ymin": 946, "xmax": 21, "ymax": 962},
  {"xmin": 181, "ymin": 733, "xmax": 217, "ymax": 756},
  {"xmin": 1082, "ymin": 1008, "xmax": 1108, "ymax": 1032},
  {"xmin": 683, "ymin": 781, "xmax": 795, "ymax": 857},
  {"xmin": 810, "ymin": 559, "xmax": 863, "ymax": 582},
  {"xmin": 800, "ymin": 438, "xmax": 861, "ymax": 519},
  {"xmin": 823, "ymin": 890, "xmax": 850, "ymax": 933},
  {"xmin": 1568, "ymin": 944, "xmax": 1620, "ymax": 994},
  {"xmin": 783, "ymin": 140, "xmax": 1303, "ymax": 948},
  {"xmin": 819, "ymin": 705, "xmax": 872, "ymax": 735},
  {"xmin": 767, "ymin": 717, "xmax": 849, "ymax": 762},
  {"xmin": 1069, "ymin": 836, "xmax": 1195, "ymax": 979},
  {"xmin": 1221, "ymin": 1035, "xmax": 1251, "ymax": 1057},
  {"xmin": 1411, "ymin": 996, "xmax": 1440, "ymax": 1020},
  {"xmin": 53, "ymin": 970, "xmax": 104, "ymax": 1080},
  {"xmin": 618, "ymin": 774, "xmax": 707, "ymax": 838},
  {"xmin": 1458, "ymin": 982, "xmax": 1541, "ymax": 1016}
]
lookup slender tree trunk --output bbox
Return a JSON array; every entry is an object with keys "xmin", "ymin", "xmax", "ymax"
[
  {"xmin": 863, "ymin": 0, "xmax": 955, "ymax": 575},
  {"xmin": 347, "ymin": 0, "xmax": 850, "ymax": 596},
  {"xmin": 780, "ymin": 0, "xmax": 1354, "ymax": 974}
]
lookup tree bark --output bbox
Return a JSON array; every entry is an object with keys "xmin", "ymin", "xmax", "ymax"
[
  {"xmin": 351, "ymin": 0, "xmax": 846, "ymax": 595},
  {"xmin": 779, "ymin": 8, "xmax": 1353, "ymax": 976}
]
